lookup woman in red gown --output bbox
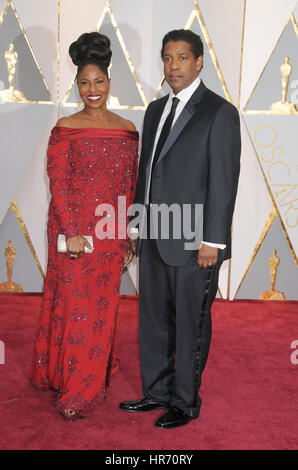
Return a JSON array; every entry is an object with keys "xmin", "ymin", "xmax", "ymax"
[{"xmin": 30, "ymin": 33, "xmax": 138, "ymax": 421}]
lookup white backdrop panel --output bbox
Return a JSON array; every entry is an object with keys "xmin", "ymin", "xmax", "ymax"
[
  {"xmin": 13, "ymin": 0, "xmax": 58, "ymax": 101},
  {"xmin": 198, "ymin": 0, "xmax": 245, "ymax": 106},
  {"xmin": 60, "ymin": 0, "xmax": 106, "ymax": 105},
  {"xmin": 244, "ymin": 116, "xmax": 298, "ymax": 256},
  {"xmin": 110, "ymin": 0, "xmax": 195, "ymax": 102},
  {"xmin": 229, "ymin": 117, "xmax": 273, "ymax": 299},
  {"xmin": 0, "ymin": 0, "xmax": 7, "ymax": 14},
  {"xmin": 0, "ymin": 103, "xmax": 55, "ymax": 224},
  {"xmin": 14, "ymin": 107, "xmax": 58, "ymax": 273}
]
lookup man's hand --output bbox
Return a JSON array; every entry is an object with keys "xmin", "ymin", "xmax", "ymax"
[
  {"xmin": 66, "ymin": 236, "xmax": 92, "ymax": 258},
  {"xmin": 197, "ymin": 244, "xmax": 218, "ymax": 268},
  {"xmin": 123, "ymin": 237, "xmax": 138, "ymax": 268},
  {"xmin": 127, "ymin": 236, "xmax": 138, "ymax": 255},
  {"xmin": 123, "ymin": 243, "xmax": 134, "ymax": 268}
]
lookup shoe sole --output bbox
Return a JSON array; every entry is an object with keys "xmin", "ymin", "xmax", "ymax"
[
  {"xmin": 155, "ymin": 419, "xmax": 192, "ymax": 429},
  {"xmin": 119, "ymin": 406, "xmax": 167, "ymax": 413}
]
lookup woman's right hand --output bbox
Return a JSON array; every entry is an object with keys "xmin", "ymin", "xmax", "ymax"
[{"xmin": 66, "ymin": 236, "xmax": 93, "ymax": 258}]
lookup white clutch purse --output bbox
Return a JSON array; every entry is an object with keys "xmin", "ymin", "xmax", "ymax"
[{"xmin": 57, "ymin": 234, "xmax": 94, "ymax": 253}]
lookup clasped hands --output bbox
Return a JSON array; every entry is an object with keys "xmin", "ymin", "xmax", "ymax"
[
  {"xmin": 124, "ymin": 237, "xmax": 138, "ymax": 268},
  {"xmin": 66, "ymin": 235, "xmax": 136, "ymax": 268},
  {"xmin": 66, "ymin": 236, "xmax": 92, "ymax": 259}
]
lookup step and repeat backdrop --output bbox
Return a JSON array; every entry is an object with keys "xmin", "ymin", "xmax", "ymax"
[{"xmin": 0, "ymin": 0, "xmax": 297, "ymax": 299}]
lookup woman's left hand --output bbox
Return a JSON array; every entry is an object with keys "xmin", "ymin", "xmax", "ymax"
[{"xmin": 123, "ymin": 243, "xmax": 134, "ymax": 268}]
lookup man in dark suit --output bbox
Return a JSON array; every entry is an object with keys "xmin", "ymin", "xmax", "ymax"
[{"xmin": 120, "ymin": 30, "xmax": 241, "ymax": 429}]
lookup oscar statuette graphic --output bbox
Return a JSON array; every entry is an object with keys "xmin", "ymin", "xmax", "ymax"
[
  {"xmin": 0, "ymin": 43, "xmax": 27, "ymax": 102},
  {"xmin": 270, "ymin": 56, "xmax": 298, "ymax": 114},
  {"xmin": 260, "ymin": 250, "xmax": 286, "ymax": 300},
  {"xmin": 0, "ymin": 240, "xmax": 23, "ymax": 292}
]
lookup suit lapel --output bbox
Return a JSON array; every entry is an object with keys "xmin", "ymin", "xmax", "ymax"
[{"xmin": 155, "ymin": 81, "xmax": 207, "ymax": 166}]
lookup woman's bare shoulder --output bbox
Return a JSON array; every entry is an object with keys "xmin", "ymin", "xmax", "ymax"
[
  {"xmin": 124, "ymin": 119, "xmax": 137, "ymax": 131},
  {"xmin": 55, "ymin": 116, "xmax": 72, "ymax": 128},
  {"xmin": 55, "ymin": 112, "xmax": 82, "ymax": 128},
  {"xmin": 109, "ymin": 112, "xmax": 137, "ymax": 131}
]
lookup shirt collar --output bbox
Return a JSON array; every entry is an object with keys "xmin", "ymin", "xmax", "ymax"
[{"xmin": 169, "ymin": 75, "xmax": 201, "ymax": 104}]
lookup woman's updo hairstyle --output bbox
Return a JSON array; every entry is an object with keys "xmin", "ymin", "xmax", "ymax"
[{"xmin": 69, "ymin": 32, "xmax": 112, "ymax": 79}]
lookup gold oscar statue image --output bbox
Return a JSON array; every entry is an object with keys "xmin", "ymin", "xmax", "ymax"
[
  {"xmin": 0, "ymin": 240, "xmax": 23, "ymax": 292},
  {"xmin": 270, "ymin": 56, "xmax": 298, "ymax": 114},
  {"xmin": 0, "ymin": 43, "xmax": 27, "ymax": 103},
  {"xmin": 260, "ymin": 250, "xmax": 286, "ymax": 300}
]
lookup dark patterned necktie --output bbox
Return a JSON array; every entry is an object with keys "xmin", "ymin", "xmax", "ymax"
[{"xmin": 151, "ymin": 96, "xmax": 180, "ymax": 169}]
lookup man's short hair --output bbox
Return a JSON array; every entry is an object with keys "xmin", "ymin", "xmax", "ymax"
[{"xmin": 161, "ymin": 29, "xmax": 204, "ymax": 59}]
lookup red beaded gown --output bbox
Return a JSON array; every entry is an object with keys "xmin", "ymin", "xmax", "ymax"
[{"xmin": 30, "ymin": 126, "xmax": 138, "ymax": 413}]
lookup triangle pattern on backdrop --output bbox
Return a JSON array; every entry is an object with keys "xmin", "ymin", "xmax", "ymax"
[
  {"xmin": 0, "ymin": 203, "xmax": 43, "ymax": 292},
  {"xmin": 239, "ymin": 11, "xmax": 298, "ymax": 299},
  {"xmin": 235, "ymin": 211, "xmax": 298, "ymax": 300},
  {"xmin": 64, "ymin": 0, "xmax": 147, "ymax": 110},
  {"xmin": 244, "ymin": 14, "xmax": 298, "ymax": 113},
  {"xmin": 155, "ymin": 2, "xmax": 231, "ymax": 101},
  {"xmin": 0, "ymin": 103, "xmax": 56, "ymax": 225},
  {"xmin": 244, "ymin": 107, "xmax": 298, "ymax": 265},
  {"xmin": 0, "ymin": 1, "xmax": 53, "ymax": 103}
]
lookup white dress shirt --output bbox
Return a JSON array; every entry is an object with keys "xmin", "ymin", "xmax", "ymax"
[{"xmin": 135, "ymin": 75, "xmax": 226, "ymax": 250}]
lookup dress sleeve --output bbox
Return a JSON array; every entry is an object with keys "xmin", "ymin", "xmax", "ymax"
[
  {"xmin": 127, "ymin": 140, "xmax": 139, "ymax": 236},
  {"xmin": 46, "ymin": 134, "xmax": 78, "ymax": 238},
  {"xmin": 128, "ymin": 140, "xmax": 139, "ymax": 208}
]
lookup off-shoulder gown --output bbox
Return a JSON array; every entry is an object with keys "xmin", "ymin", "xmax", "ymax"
[{"xmin": 30, "ymin": 127, "xmax": 138, "ymax": 413}]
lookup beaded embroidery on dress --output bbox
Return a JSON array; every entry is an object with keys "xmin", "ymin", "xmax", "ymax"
[{"xmin": 30, "ymin": 127, "xmax": 138, "ymax": 413}]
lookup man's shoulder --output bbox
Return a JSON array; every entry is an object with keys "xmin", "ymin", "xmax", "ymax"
[
  {"xmin": 143, "ymin": 95, "xmax": 168, "ymax": 122},
  {"xmin": 203, "ymin": 87, "xmax": 238, "ymax": 114},
  {"xmin": 147, "ymin": 95, "xmax": 168, "ymax": 110},
  {"xmin": 153, "ymin": 94, "xmax": 169, "ymax": 104}
]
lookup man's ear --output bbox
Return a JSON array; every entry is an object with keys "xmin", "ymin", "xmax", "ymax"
[{"xmin": 196, "ymin": 55, "xmax": 203, "ymax": 72}]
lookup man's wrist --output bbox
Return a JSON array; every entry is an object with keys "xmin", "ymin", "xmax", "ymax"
[{"xmin": 201, "ymin": 241, "xmax": 226, "ymax": 250}]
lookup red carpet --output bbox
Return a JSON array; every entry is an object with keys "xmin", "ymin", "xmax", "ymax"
[{"xmin": 0, "ymin": 293, "xmax": 297, "ymax": 450}]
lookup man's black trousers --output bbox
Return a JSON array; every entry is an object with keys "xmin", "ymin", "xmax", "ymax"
[{"xmin": 138, "ymin": 238, "xmax": 223, "ymax": 418}]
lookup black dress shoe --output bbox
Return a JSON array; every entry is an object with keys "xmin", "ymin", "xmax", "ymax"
[
  {"xmin": 155, "ymin": 408, "xmax": 193, "ymax": 429},
  {"xmin": 119, "ymin": 397, "xmax": 167, "ymax": 412}
]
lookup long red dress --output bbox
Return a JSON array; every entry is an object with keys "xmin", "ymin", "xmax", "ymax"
[{"xmin": 30, "ymin": 127, "xmax": 138, "ymax": 413}]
